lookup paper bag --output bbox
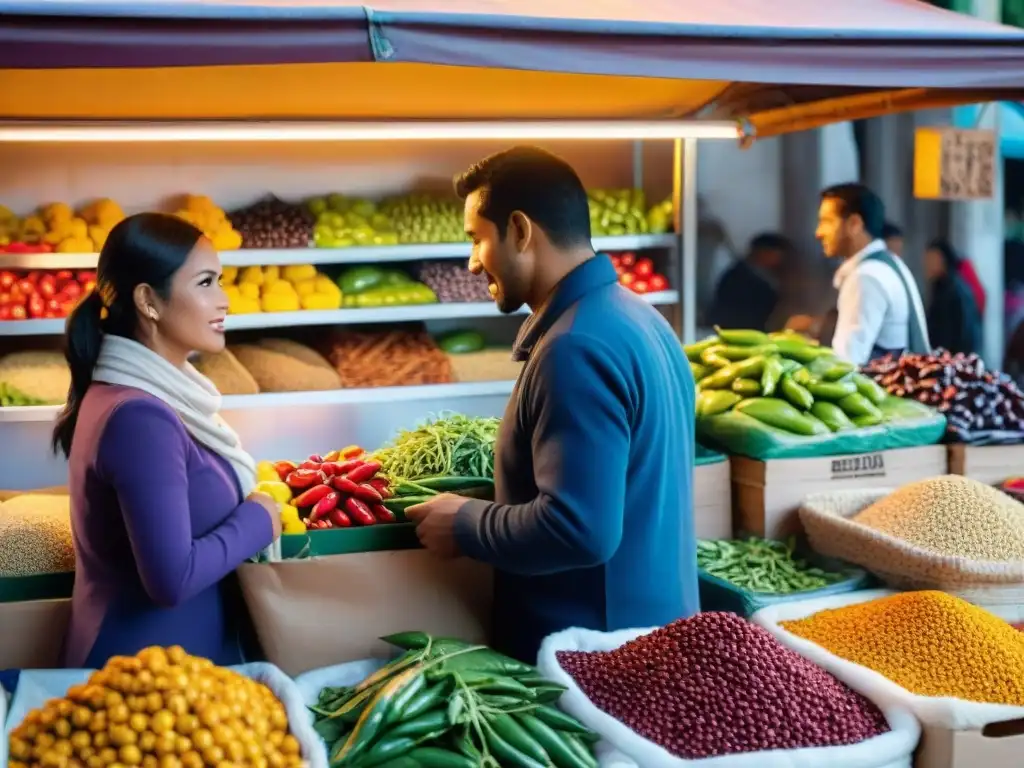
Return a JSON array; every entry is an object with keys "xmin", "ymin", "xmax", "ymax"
[
  {"xmin": 238, "ymin": 550, "xmax": 493, "ymax": 677},
  {"xmin": 0, "ymin": 598, "xmax": 70, "ymax": 669}
]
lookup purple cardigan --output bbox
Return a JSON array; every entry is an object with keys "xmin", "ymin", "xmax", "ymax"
[{"xmin": 62, "ymin": 384, "xmax": 274, "ymax": 668}]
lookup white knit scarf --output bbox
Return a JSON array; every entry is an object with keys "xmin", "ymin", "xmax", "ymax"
[{"xmin": 92, "ymin": 335, "xmax": 258, "ymax": 495}]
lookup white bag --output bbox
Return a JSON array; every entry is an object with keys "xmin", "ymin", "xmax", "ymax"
[
  {"xmin": 1, "ymin": 675, "xmax": 8, "ymax": 768},
  {"xmin": 3, "ymin": 664, "xmax": 328, "ymax": 768},
  {"xmin": 752, "ymin": 589, "xmax": 1024, "ymax": 730},
  {"xmin": 538, "ymin": 626, "xmax": 920, "ymax": 768},
  {"xmin": 294, "ymin": 658, "xmax": 387, "ymax": 706}
]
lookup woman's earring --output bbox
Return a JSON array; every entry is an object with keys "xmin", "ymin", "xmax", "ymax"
[{"xmin": 148, "ymin": 308, "xmax": 159, "ymax": 321}]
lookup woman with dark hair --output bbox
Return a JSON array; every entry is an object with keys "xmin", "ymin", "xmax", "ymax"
[
  {"xmin": 924, "ymin": 238, "xmax": 983, "ymax": 355},
  {"xmin": 55, "ymin": 212, "xmax": 281, "ymax": 668}
]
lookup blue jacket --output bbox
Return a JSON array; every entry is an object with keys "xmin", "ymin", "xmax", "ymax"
[{"xmin": 455, "ymin": 255, "xmax": 699, "ymax": 662}]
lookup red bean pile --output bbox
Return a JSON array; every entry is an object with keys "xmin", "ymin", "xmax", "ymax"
[{"xmin": 556, "ymin": 612, "xmax": 889, "ymax": 759}]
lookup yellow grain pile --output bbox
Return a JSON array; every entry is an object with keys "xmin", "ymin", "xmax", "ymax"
[
  {"xmin": 852, "ymin": 475, "xmax": 1024, "ymax": 561},
  {"xmin": 782, "ymin": 591, "xmax": 1024, "ymax": 705},
  {"xmin": 0, "ymin": 493, "xmax": 75, "ymax": 576},
  {"xmin": 0, "ymin": 351, "xmax": 71, "ymax": 405}
]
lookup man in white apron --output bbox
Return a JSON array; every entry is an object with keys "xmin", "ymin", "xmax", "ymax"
[{"xmin": 815, "ymin": 183, "xmax": 930, "ymax": 365}]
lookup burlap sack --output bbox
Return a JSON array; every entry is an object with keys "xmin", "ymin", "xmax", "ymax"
[{"xmin": 799, "ymin": 489, "xmax": 1024, "ymax": 605}]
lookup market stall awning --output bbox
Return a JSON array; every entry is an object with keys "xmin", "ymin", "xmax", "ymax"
[{"xmin": 1, "ymin": 0, "xmax": 1024, "ymax": 138}]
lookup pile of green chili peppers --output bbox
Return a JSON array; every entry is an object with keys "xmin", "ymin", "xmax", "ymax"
[
  {"xmin": 311, "ymin": 632, "xmax": 599, "ymax": 768},
  {"xmin": 696, "ymin": 537, "xmax": 847, "ymax": 595}
]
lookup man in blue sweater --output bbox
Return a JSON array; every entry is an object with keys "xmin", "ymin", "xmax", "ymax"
[{"xmin": 406, "ymin": 146, "xmax": 698, "ymax": 662}]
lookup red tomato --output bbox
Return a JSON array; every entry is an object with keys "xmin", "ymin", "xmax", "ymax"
[
  {"xmin": 609, "ymin": 254, "xmax": 621, "ymax": 267},
  {"xmin": 0, "ymin": 272, "xmax": 15, "ymax": 290},
  {"xmin": 16, "ymin": 278, "xmax": 35, "ymax": 296},
  {"xmin": 27, "ymin": 293, "xmax": 46, "ymax": 318},
  {"xmin": 55, "ymin": 270, "xmax": 74, "ymax": 283},
  {"xmin": 61, "ymin": 281, "xmax": 83, "ymax": 299},
  {"xmin": 649, "ymin": 274, "xmax": 669, "ymax": 292},
  {"xmin": 634, "ymin": 258, "xmax": 655, "ymax": 278},
  {"xmin": 77, "ymin": 270, "xmax": 96, "ymax": 282},
  {"xmin": 37, "ymin": 274, "xmax": 57, "ymax": 298},
  {"xmin": 619, "ymin": 253, "xmax": 636, "ymax": 268},
  {"xmin": 619, "ymin": 272, "xmax": 637, "ymax": 286},
  {"xmin": 0, "ymin": 305, "xmax": 11, "ymax": 321},
  {"xmin": 25, "ymin": 271, "xmax": 41, "ymax": 285},
  {"xmin": 631, "ymin": 280, "xmax": 650, "ymax": 294}
]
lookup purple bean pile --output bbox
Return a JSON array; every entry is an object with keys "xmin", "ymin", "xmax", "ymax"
[
  {"xmin": 415, "ymin": 260, "xmax": 492, "ymax": 303},
  {"xmin": 557, "ymin": 612, "xmax": 890, "ymax": 759},
  {"xmin": 229, "ymin": 196, "xmax": 315, "ymax": 249}
]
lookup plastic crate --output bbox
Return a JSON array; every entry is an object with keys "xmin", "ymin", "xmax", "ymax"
[{"xmin": 697, "ymin": 545, "xmax": 875, "ymax": 618}]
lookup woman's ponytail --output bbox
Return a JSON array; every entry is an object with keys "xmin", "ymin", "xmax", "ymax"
[{"xmin": 52, "ymin": 291, "xmax": 106, "ymax": 458}]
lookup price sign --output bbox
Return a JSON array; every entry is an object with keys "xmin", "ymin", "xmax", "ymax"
[{"xmin": 913, "ymin": 127, "xmax": 996, "ymax": 201}]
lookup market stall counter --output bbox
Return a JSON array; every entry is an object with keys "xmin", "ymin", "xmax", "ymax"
[{"xmin": 693, "ymin": 446, "xmax": 731, "ymax": 539}]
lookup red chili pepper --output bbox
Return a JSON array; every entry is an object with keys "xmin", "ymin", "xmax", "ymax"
[
  {"xmin": 274, "ymin": 460, "xmax": 297, "ymax": 481},
  {"xmin": 310, "ymin": 491, "xmax": 341, "ymax": 522},
  {"xmin": 328, "ymin": 507, "xmax": 352, "ymax": 528},
  {"xmin": 346, "ymin": 461, "xmax": 382, "ymax": 484},
  {"xmin": 344, "ymin": 496, "xmax": 376, "ymax": 526},
  {"xmin": 292, "ymin": 484, "xmax": 333, "ymax": 509},
  {"xmin": 285, "ymin": 469, "xmax": 324, "ymax": 490},
  {"xmin": 354, "ymin": 483, "xmax": 383, "ymax": 504},
  {"xmin": 319, "ymin": 461, "xmax": 353, "ymax": 477},
  {"xmin": 367, "ymin": 477, "xmax": 392, "ymax": 498},
  {"xmin": 315, "ymin": 519, "xmax": 332, "ymax": 529},
  {"xmin": 370, "ymin": 502, "xmax": 397, "ymax": 524},
  {"xmin": 298, "ymin": 459, "xmax": 323, "ymax": 471},
  {"xmin": 307, "ymin": 454, "xmax": 324, "ymax": 464},
  {"xmin": 331, "ymin": 476, "xmax": 362, "ymax": 495}
]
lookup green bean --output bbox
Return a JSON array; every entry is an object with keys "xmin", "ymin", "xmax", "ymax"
[
  {"xmin": 371, "ymin": 413, "xmax": 500, "ymax": 482},
  {"xmin": 696, "ymin": 536, "xmax": 848, "ymax": 595}
]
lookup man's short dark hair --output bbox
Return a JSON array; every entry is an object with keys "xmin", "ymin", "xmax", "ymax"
[
  {"xmin": 749, "ymin": 232, "xmax": 792, "ymax": 255},
  {"xmin": 820, "ymin": 183, "xmax": 886, "ymax": 240},
  {"xmin": 881, "ymin": 221, "xmax": 903, "ymax": 240},
  {"xmin": 454, "ymin": 146, "xmax": 592, "ymax": 248}
]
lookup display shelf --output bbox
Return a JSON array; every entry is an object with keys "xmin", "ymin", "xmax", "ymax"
[
  {"xmin": 0, "ymin": 380, "xmax": 518, "ymax": 423},
  {"xmin": 0, "ymin": 290, "xmax": 678, "ymax": 335},
  {"xmin": 0, "ymin": 234, "xmax": 676, "ymax": 270}
]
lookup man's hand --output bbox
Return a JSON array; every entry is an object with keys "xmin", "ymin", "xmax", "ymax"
[{"xmin": 404, "ymin": 493, "xmax": 466, "ymax": 559}]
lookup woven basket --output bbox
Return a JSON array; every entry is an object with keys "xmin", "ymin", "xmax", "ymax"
[{"xmin": 799, "ymin": 488, "xmax": 1024, "ymax": 606}]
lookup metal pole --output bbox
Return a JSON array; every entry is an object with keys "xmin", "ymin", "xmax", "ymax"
[
  {"xmin": 680, "ymin": 137, "xmax": 699, "ymax": 342},
  {"xmin": 631, "ymin": 140, "xmax": 644, "ymax": 191}
]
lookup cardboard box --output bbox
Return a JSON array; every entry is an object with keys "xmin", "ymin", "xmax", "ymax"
[
  {"xmin": 947, "ymin": 443, "xmax": 1024, "ymax": 485},
  {"xmin": 731, "ymin": 445, "xmax": 948, "ymax": 539},
  {"xmin": 238, "ymin": 550, "xmax": 492, "ymax": 677},
  {"xmin": 0, "ymin": 598, "xmax": 70, "ymax": 669},
  {"xmin": 694, "ymin": 460, "xmax": 732, "ymax": 539},
  {"xmin": 914, "ymin": 719, "xmax": 1024, "ymax": 768}
]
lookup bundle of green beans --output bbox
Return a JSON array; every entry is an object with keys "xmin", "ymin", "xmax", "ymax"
[
  {"xmin": 372, "ymin": 414, "xmax": 499, "ymax": 482},
  {"xmin": 312, "ymin": 632, "xmax": 599, "ymax": 768},
  {"xmin": 696, "ymin": 537, "xmax": 847, "ymax": 594}
]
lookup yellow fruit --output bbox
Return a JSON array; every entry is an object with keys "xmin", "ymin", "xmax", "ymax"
[
  {"xmin": 282, "ymin": 265, "xmax": 316, "ymax": 283},
  {"xmin": 212, "ymin": 229, "xmax": 242, "ymax": 252},
  {"xmin": 262, "ymin": 266, "xmax": 280, "ymax": 283},
  {"xmin": 256, "ymin": 481, "xmax": 291, "ymax": 504},
  {"xmin": 239, "ymin": 267, "xmax": 264, "ymax": 287},
  {"xmin": 220, "ymin": 267, "xmax": 238, "ymax": 286},
  {"xmin": 263, "ymin": 281, "xmax": 296, "ymax": 297},
  {"xmin": 261, "ymin": 293, "xmax": 300, "ymax": 313},
  {"xmin": 238, "ymin": 283, "xmax": 260, "ymax": 300},
  {"xmin": 314, "ymin": 276, "xmax": 342, "ymax": 299},
  {"xmin": 88, "ymin": 225, "xmax": 110, "ymax": 251},
  {"xmin": 43, "ymin": 202, "xmax": 73, "ymax": 224},
  {"xmin": 294, "ymin": 279, "xmax": 317, "ymax": 297},
  {"xmin": 69, "ymin": 218, "xmax": 88, "ymax": 239},
  {"xmin": 300, "ymin": 292, "xmax": 342, "ymax": 311},
  {"xmin": 283, "ymin": 519, "xmax": 306, "ymax": 535},
  {"xmin": 255, "ymin": 462, "xmax": 279, "ymax": 484}
]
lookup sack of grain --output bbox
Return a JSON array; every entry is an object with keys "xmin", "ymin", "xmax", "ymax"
[
  {"xmin": 447, "ymin": 348, "xmax": 523, "ymax": 383},
  {"xmin": 323, "ymin": 329, "xmax": 453, "ymax": 388},
  {"xmin": 231, "ymin": 339, "xmax": 342, "ymax": 392},
  {"xmin": 193, "ymin": 349, "xmax": 260, "ymax": 395},
  {"xmin": 0, "ymin": 494, "xmax": 75, "ymax": 577},
  {"xmin": 800, "ymin": 476, "xmax": 1024, "ymax": 605},
  {"xmin": 0, "ymin": 351, "xmax": 70, "ymax": 406}
]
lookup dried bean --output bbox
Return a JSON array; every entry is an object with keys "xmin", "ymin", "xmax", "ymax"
[{"xmin": 556, "ymin": 613, "xmax": 889, "ymax": 759}]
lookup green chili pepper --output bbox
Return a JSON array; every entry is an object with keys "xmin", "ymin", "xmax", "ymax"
[
  {"xmin": 483, "ymin": 721, "xmax": 549, "ymax": 768},
  {"xmin": 333, "ymin": 666, "xmax": 423, "ymax": 764},
  {"xmin": 564, "ymin": 734, "xmax": 600, "ymax": 766},
  {"xmin": 731, "ymin": 377, "xmax": 762, "ymax": 397},
  {"xmin": 488, "ymin": 713, "xmax": 551, "ymax": 764},
  {"xmin": 516, "ymin": 712, "xmax": 595, "ymax": 768},
  {"xmin": 779, "ymin": 374, "xmax": 814, "ymax": 411},
  {"xmin": 760, "ymin": 356, "xmax": 785, "ymax": 397},
  {"xmin": 384, "ymin": 672, "xmax": 427, "ymax": 725},
  {"xmin": 386, "ymin": 709, "xmax": 449, "ymax": 740},
  {"xmin": 531, "ymin": 704, "xmax": 598, "ymax": 738},
  {"xmin": 684, "ymin": 337, "xmax": 719, "ymax": 362},
  {"xmin": 400, "ymin": 680, "xmax": 450, "ymax": 721},
  {"xmin": 402, "ymin": 747, "xmax": 478, "ymax": 768},
  {"xmin": 713, "ymin": 326, "xmax": 770, "ymax": 346}
]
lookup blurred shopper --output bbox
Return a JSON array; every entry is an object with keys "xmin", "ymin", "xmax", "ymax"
[
  {"xmin": 54, "ymin": 213, "xmax": 280, "ymax": 668},
  {"xmin": 956, "ymin": 254, "xmax": 987, "ymax": 317},
  {"xmin": 882, "ymin": 221, "xmax": 904, "ymax": 257},
  {"xmin": 404, "ymin": 146, "xmax": 698, "ymax": 662},
  {"xmin": 815, "ymin": 183, "xmax": 930, "ymax": 364},
  {"xmin": 706, "ymin": 233, "xmax": 791, "ymax": 332},
  {"xmin": 924, "ymin": 238, "xmax": 983, "ymax": 355}
]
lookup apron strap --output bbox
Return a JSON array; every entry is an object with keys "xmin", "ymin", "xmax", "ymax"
[{"xmin": 861, "ymin": 250, "xmax": 931, "ymax": 355}]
